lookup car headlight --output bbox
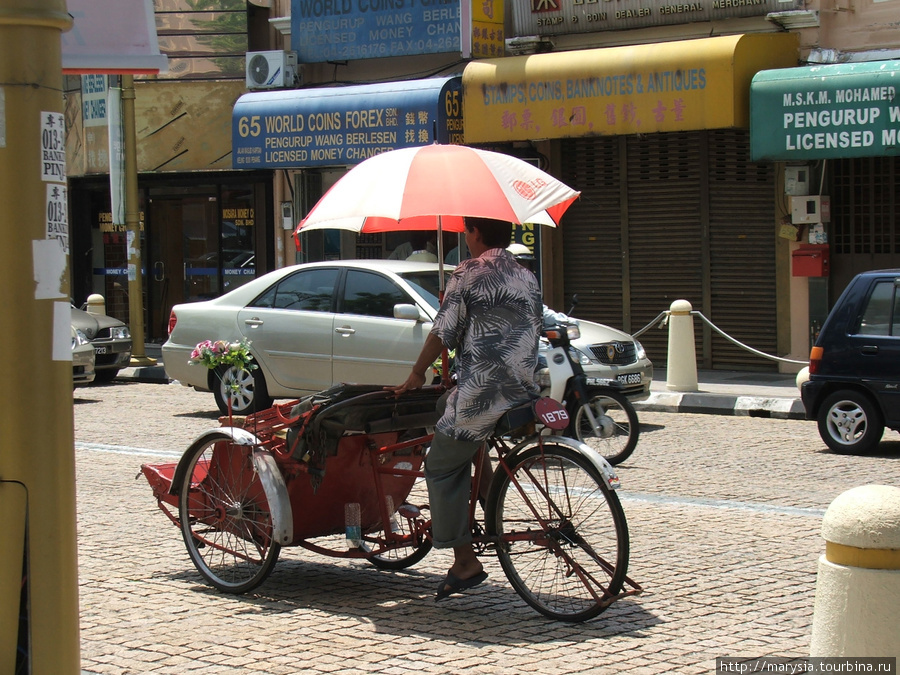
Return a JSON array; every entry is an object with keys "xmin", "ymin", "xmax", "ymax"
[
  {"xmin": 635, "ymin": 340, "xmax": 646, "ymax": 360},
  {"xmin": 568, "ymin": 346, "xmax": 593, "ymax": 366},
  {"xmin": 109, "ymin": 326, "xmax": 131, "ymax": 340},
  {"xmin": 72, "ymin": 329, "xmax": 90, "ymax": 348}
]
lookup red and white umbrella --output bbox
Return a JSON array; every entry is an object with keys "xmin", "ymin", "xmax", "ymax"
[{"xmin": 295, "ymin": 144, "xmax": 580, "ymax": 235}]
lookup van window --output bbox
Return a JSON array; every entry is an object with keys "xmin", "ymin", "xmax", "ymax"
[{"xmin": 858, "ymin": 281, "xmax": 897, "ymax": 336}]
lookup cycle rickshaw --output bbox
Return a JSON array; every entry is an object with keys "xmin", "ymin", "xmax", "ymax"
[{"xmin": 140, "ymin": 383, "xmax": 641, "ymax": 622}]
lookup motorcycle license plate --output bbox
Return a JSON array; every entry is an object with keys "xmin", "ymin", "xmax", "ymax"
[
  {"xmin": 616, "ymin": 373, "xmax": 641, "ymax": 385},
  {"xmin": 94, "ymin": 346, "xmax": 107, "ymax": 355}
]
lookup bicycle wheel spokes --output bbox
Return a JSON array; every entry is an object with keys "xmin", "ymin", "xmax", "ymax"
[
  {"xmin": 487, "ymin": 443, "xmax": 629, "ymax": 622},
  {"xmin": 179, "ymin": 432, "xmax": 281, "ymax": 593}
]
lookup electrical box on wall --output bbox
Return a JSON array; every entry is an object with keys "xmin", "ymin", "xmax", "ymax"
[
  {"xmin": 784, "ymin": 166, "xmax": 810, "ymax": 196},
  {"xmin": 791, "ymin": 196, "xmax": 831, "ymax": 224}
]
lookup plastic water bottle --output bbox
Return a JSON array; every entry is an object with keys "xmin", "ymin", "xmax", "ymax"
[
  {"xmin": 344, "ymin": 503, "xmax": 361, "ymax": 548},
  {"xmin": 385, "ymin": 495, "xmax": 401, "ymax": 534}
]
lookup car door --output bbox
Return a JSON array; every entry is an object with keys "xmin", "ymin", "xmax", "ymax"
[
  {"xmin": 848, "ymin": 277, "xmax": 900, "ymax": 423},
  {"xmin": 236, "ymin": 267, "xmax": 340, "ymax": 394},
  {"xmin": 332, "ymin": 269, "xmax": 432, "ymax": 386}
]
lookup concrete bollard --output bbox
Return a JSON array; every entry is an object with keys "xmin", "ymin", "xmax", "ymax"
[
  {"xmin": 86, "ymin": 293, "xmax": 106, "ymax": 316},
  {"xmin": 810, "ymin": 484, "xmax": 900, "ymax": 658},
  {"xmin": 666, "ymin": 299, "xmax": 698, "ymax": 392},
  {"xmin": 796, "ymin": 366, "xmax": 810, "ymax": 391}
]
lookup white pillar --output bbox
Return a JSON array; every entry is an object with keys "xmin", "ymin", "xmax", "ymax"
[
  {"xmin": 86, "ymin": 293, "xmax": 106, "ymax": 316},
  {"xmin": 810, "ymin": 484, "xmax": 900, "ymax": 658},
  {"xmin": 666, "ymin": 299, "xmax": 698, "ymax": 392}
]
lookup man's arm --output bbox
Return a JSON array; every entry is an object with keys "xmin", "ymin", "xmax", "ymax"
[{"xmin": 385, "ymin": 332, "xmax": 445, "ymax": 394}]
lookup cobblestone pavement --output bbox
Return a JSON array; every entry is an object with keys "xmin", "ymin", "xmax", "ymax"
[{"xmin": 73, "ymin": 381, "xmax": 900, "ymax": 675}]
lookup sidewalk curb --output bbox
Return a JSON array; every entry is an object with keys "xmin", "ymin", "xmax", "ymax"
[{"xmin": 634, "ymin": 392, "xmax": 806, "ymax": 420}]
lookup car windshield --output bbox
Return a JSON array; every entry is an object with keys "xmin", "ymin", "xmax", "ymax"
[{"xmin": 399, "ymin": 271, "xmax": 452, "ymax": 311}]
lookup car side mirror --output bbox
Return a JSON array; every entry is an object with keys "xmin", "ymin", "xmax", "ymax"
[{"xmin": 394, "ymin": 304, "xmax": 427, "ymax": 322}]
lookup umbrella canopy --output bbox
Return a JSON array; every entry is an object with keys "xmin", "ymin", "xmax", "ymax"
[{"xmin": 295, "ymin": 144, "xmax": 580, "ymax": 234}]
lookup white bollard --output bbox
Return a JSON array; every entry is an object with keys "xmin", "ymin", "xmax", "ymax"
[
  {"xmin": 86, "ymin": 293, "xmax": 106, "ymax": 316},
  {"xmin": 810, "ymin": 484, "xmax": 900, "ymax": 658},
  {"xmin": 796, "ymin": 366, "xmax": 810, "ymax": 391},
  {"xmin": 666, "ymin": 299, "xmax": 698, "ymax": 392}
]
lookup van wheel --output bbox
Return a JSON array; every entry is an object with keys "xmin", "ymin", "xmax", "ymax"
[{"xmin": 817, "ymin": 390, "xmax": 884, "ymax": 455}]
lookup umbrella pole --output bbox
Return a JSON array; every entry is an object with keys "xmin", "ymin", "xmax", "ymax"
[{"xmin": 437, "ymin": 218, "xmax": 451, "ymax": 386}]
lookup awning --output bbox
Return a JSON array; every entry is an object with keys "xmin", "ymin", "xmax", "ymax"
[
  {"xmin": 232, "ymin": 77, "xmax": 463, "ymax": 169},
  {"xmin": 462, "ymin": 33, "xmax": 798, "ymax": 143},
  {"xmin": 61, "ymin": 0, "xmax": 168, "ymax": 75},
  {"xmin": 750, "ymin": 61, "xmax": 900, "ymax": 161}
]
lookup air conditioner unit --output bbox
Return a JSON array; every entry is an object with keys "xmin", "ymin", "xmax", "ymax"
[{"xmin": 245, "ymin": 51, "xmax": 297, "ymax": 89}]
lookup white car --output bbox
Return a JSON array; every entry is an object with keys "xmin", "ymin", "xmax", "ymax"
[
  {"xmin": 163, "ymin": 258, "xmax": 653, "ymax": 414},
  {"xmin": 163, "ymin": 260, "xmax": 448, "ymax": 415},
  {"xmin": 72, "ymin": 325, "xmax": 96, "ymax": 387},
  {"xmin": 562, "ymin": 318, "xmax": 653, "ymax": 401}
]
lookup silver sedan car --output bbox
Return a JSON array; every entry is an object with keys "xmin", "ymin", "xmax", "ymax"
[
  {"xmin": 72, "ymin": 325, "xmax": 96, "ymax": 387},
  {"xmin": 163, "ymin": 260, "xmax": 448, "ymax": 415},
  {"xmin": 163, "ymin": 259, "xmax": 652, "ymax": 414}
]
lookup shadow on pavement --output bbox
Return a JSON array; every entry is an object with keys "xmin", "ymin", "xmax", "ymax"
[{"xmin": 165, "ymin": 555, "xmax": 660, "ymax": 643}]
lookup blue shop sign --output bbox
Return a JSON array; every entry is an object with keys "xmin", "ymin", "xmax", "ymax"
[
  {"xmin": 291, "ymin": 0, "xmax": 461, "ymax": 63},
  {"xmin": 232, "ymin": 76, "xmax": 464, "ymax": 169}
]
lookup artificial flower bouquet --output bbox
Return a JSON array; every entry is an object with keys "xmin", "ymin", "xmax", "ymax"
[{"xmin": 189, "ymin": 338, "xmax": 256, "ymax": 372}]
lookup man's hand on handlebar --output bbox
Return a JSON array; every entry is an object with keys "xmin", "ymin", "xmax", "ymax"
[
  {"xmin": 385, "ymin": 333, "xmax": 445, "ymax": 396},
  {"xmin": 385, "ymin": 370, "xmax": 427, "ymax": 396}
]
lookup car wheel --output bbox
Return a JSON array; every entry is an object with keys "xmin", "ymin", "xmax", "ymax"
[
  {"xmin": 212, "ymin": 364, "xmax": 273, "ymax": 416},
  {"xmin": 817, "ymin": 390, "xmax": 884, "ymax": 455}
]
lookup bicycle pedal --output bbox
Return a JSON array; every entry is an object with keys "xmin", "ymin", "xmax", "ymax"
[{"xmin": 397, "ymin": 503, "xmax": 421, "ymax": 518}]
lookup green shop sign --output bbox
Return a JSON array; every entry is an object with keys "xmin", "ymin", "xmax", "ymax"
[{"xmin": 750, "ymin": 61, "xmax": 900, "ymax": 161}]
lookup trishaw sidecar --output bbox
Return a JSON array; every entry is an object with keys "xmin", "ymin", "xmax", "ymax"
[{"xmin": 141, "ymin": 384, "xmax": 444, "ymax": 593}]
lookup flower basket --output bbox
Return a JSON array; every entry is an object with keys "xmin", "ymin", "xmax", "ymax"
[{"xmin": 189, "ymin": 339, "xmax": 256, "ymax": 420}]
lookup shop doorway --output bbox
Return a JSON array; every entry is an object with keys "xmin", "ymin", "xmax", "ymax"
[{"xmin": 148, "ymin": 188, "xmax": 219, "ymax": 341}]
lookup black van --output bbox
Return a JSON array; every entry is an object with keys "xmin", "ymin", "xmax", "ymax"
[{"xmin": 801, "ymin": 269, "xmax": 900, "ymax": 454}]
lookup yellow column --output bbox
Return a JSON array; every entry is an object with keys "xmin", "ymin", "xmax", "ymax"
[
  {"xmin": 122, "ymin": 74, "xmax": 155, "ymax": 366},
  {"xmin": 0, "ymin": 1, "xmax": 80, "ymax": 673}
]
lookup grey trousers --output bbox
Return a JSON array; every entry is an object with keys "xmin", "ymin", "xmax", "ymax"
[{"xmin": 425, "ymin": 430, "xmax": 482, "ymax": 549}]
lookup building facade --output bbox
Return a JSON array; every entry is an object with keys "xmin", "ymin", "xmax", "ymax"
[{"xmin": 64, "ymin": 0, "xmax": 900, "ymax": 368}]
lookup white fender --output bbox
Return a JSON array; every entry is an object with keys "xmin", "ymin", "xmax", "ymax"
[
  {"xmin": 175, "ymin": 427, "xmax": 293, "ymax": 546},
  {"xmin": 251, "ymin": 449, "xmax": 293, "ymax": 546},
  {"xmin": 510, "ymin": 434, "xmax": 621, "ymax": 491},
  {"xmin": 546, "ymin": 345, "xmax": 575, "ymax": 403}
]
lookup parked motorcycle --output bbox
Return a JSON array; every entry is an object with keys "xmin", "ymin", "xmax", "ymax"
[{"xmin": 537, "ymin": 315, "xmax": 640, "ymax": 466}]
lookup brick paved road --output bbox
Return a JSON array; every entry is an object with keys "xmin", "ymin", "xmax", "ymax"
[{"xmin": 73, "ymin": 382, "xmax": 900, "ymax": 674}]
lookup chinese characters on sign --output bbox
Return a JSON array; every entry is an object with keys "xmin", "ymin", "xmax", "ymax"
[
  {"xmin": 41, "ymin": 112, "xmax": 69, "ymax": 254},
  {"xmin": 471, "ymin": 0, "xmax": 504, "ymax": 59},
  {"xmin": 512, "ymin": 0, "xmax": 786, "ymax": 36},
  {"xmin": 291, "ymin": 0, "xmax": 462, "ymax": 62},
  {"xmin": 233, "ymin": 78, "xmax": 463, "ymax": 169},
  {"xmin": 472, "ymin": 66, "xmax": 708, "ymax": 141}
]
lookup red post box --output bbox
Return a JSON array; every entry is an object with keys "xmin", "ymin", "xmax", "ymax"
[{"xmin": 792, "ymin": 244, "xmax": 830, "ymax": 277}]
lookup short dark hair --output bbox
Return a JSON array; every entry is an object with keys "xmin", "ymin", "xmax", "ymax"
[{"xmin": 465, "ymin": 217, "xmax": 512, "ymax": 249}]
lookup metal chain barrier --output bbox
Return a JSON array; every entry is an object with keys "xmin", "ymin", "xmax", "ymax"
[{"xmin": 630, "ymin": 309, "xmax": 808, "ymax": 367}]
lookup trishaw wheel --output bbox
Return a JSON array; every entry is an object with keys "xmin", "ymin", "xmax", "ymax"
[
  {"xmin": 485, "ymin": 443, "xmax": 628, "ymax": 622},
  {"xmin": 178, "ymin": 431, "xmax": 281, "ymax": 593},
  {"xmin": 365, "ymin": 506, "xmax": 433, "ymax": 570}
]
